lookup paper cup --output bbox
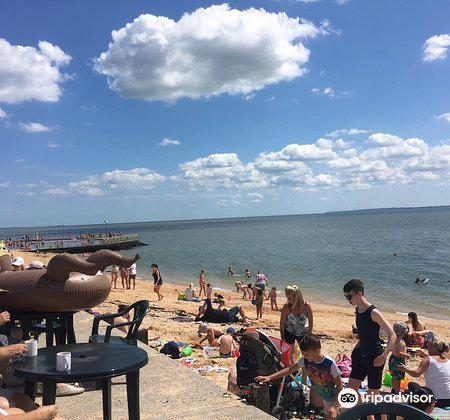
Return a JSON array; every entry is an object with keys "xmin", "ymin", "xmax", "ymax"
[
  {"xmin": 24, "ymin": 339, "xmax": 37, "ymax": 357},
  {"xmin": 56, "ymin": 352, "xmax": 71, "ymax": 371}
]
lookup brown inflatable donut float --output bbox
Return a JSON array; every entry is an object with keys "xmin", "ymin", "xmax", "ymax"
[{"xmin": 0, "ymin": 249, "xmax": 140, "ymax": 312}]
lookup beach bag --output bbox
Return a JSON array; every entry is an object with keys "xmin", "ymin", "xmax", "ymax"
[
  {"xmin": 236, "ymin": 348, "xmax": 258, "ymax": 387},
  {"xmin": 336, "ymin": 354, "xmax": 352, "ymax": 378},
  {"xmin": 160, "ymin": 341, "xmax": 180, "ymax": 359}
]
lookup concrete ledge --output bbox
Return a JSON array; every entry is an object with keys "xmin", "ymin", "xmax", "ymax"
[{"xmin": 55, "ymin": 312, "xmax": 273, "ymax": 420}]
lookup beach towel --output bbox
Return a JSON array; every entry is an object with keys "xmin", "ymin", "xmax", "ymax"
[{"xmin": 335, "ymin": 354, "xmax": 352, "ymax": 378}]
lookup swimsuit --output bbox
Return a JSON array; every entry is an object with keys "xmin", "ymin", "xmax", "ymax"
[
  {"xmin": 389, "ymin": 354, "xmax": 406, "ymax": 380},
  {"xmin": 152, "ymin": 271, "xmax": 162, "ymax": 286}
]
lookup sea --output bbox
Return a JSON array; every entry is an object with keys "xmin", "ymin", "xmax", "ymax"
[{"xmin": 1, "ymin": 207, "xmax": 449, "ymax": 320}]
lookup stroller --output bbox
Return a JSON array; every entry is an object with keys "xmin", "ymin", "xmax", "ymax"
[{"xmin": 234, "ymin": 329, "xmax": 307, "ymax": 419}]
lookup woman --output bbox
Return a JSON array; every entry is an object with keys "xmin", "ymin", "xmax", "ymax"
[
  {"xmin": 399, "ymin": 339, "xmax": 450, "ymax": 408},
  {"xmin": 198, "ymin": 269, "xmax": 206, "ymax": 297},
  {"xmin": 406, "ymin": 312, "xmax": 425, "ymax": 332},
  {"xmin": 151, "ymin": 263, "xmax": 163, "ymax": 301},
  {"xmin": 255, "ymin": 271, "xmax": 269, "ymax": 298},
  {"xmin": 110, "ymin": 265, "xmax": 119, "ymax": 289}
]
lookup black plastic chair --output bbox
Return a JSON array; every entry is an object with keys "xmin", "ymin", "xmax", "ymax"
[
  {"xmin": 336, "ymin": 402, "xmax": 434, "ymax": 420},
  {"xmin": 89, "ymin": 300, "xmax": 149, "ymax": 346}
]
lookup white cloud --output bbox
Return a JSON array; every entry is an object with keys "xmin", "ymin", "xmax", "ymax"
[
  {"xmin": 0, "ymin": 181, "xmax": 11, "ymax": 188},
  {"xmin": 94, "ymin": 4, "xmax": 329, "ymax": 102},
  {"xmin": 0, "ymin": 108, "xmax": 8, "ymax": 118},
  {"xmin": 435, "ymin": 112, "xmax": 450, "ymax": 122},
  {"xmin": 423, "ymin": 34, "xmax": 450, "ymax": 62},
  {"xmin": 43, "ymin": 168, "xmax": 165, "ymax": 197},
  {"xmin": 216, "ymin": 198, "xmax": 240, "ymax": 207},
  {"xmin": 247, "ymin": 192, "xmax": 264, "ymax": 203},
  {"xmin": 19, "ymin": 122, "xmax": 53, "ymax": 133},
  {"xmin": 260, "ymin": 143, "xmax": 337, "ymax": 162},
  {"xmin": 327, "ymin": 128, "xmax": 369, "ymax": 137},
  {"xmin": 0, "ymin": 38, "xmax": 71, "ymax": 104},
  {"xmin": 157, "ymin": 138, "xmax": 180, "ymax": 146},
  {"xmin": 336, "ymin": 0, "xmax": 349, "ymax": 4},
  {"xmin": 312, "ymin": 86, "xmax": 336, "ymax": 97},
  {"xmin": 46, "ymin": 141, "xmax": 59, "ymax": 148},
  {"xmin": 362, "ymin": 134, "xmax": 428, "ymax": 159}
]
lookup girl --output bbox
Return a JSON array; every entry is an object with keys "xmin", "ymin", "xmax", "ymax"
[
  {"xmin": 111, "ymin": 265, "xmax": 119, "ymax": 289},
  {"xmin": 151, "ymin": 263, "xmax": 163, "ymax": 301},
  {"xmin": 206, "ymin": 283, "xmax": 212, "ymax": 300},
  {"xmin": 407, "ymin": 312, "xmax": 425, "ymax": 331},
  {"xmin": 254, "ymin": 286, "xmax": 264, "ymax": 319},
  {"xmin": 388, "ymin": 321, "xmax": 410, "ymax": 393},
  {"xmin": 198, "ymin": 269, "xmax": 206, "ymax": 297},
  {"xmin": 268, "ymin": 286, "xmax": 278, "ymax": 311}
]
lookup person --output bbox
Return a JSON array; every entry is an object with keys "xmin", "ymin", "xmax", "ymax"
[
  {"xmin": 254, "ymin": 286, "xmax": 264, "ymax": 319},
  {"xmin": 393, "ymin": 251, "xmax": 397, "ymax": 257},
  {"xmin": 110, "ymin": 265, "xmax": 119, "ymax": 288},
  {"xmin": 256, "ymin": 334, "xmax": 342, "ymax": 420},
  {"xmin": 406, "ymin": 312, "xmax": 425, "ymax": 332},
  {"xmin": 185, "ymin": 283, "xmax": 197, "ymax": 301},
  {"xmin": 195, "ymin": 298, "xmax": 247, "ymax": 324},
  {"xmin": 217, "ymin": 328, "xmax": 238, "ymax": 358},
  {"xmin": 227, "ymin": 267, "xmax": 235, "ymax": 276},
  {"xmin": 398, "ymin": 339, "xmax": 450, "ymax": 408},
  {"xmin": 194, "ymin": 324, "xmax": 237, "ymax": 358},
  {"xmin": 254, "ymin": 271, "xmax": 268, "ymax": 297},
  {"xmin": 407, "ymin": 384, "xmax": 436, "ymax": 416},
  {"xmin": 151, "ymin": 263, "xmax": 163, "ymax": 301},
  {"xmin": 11, "ymin": 257, "xmax": 25, "ymax": 271},
  {"xmin": 119, "ymin": 266, "xmax": 129, "ymax": 289},
  {"xmin": 198, "ymin": 269, "xmax": 206, "ymax": 297},
  {"xmin": 206, "ymin": 283, "xmax": 212, "ymax": 300},
  {"xmin": 0, "ymin": 403, "xmax": 65, "ymax": 419},
  {"xmin": 268, "ymin": 286, "xmax": 278, "ymax": 311},
  {"xmin": 388, "ymin": 321, "xmax": 410, "ymax": 394},
  {"xmin": 113, "ymin": 304, "xmax": 131, "ymax": 333},
  {"xmin": 245, "ymin": 269, "xmax": 252, "ymax": 280},
  {"xmin": 343, "ymin": 279, "xmax": 395, "ymax": 408},
  {"xmin": 128, "ymin": 262, "xmax": 137, "ymax": 290}
]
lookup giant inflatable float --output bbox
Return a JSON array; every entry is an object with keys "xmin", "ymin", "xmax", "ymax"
[{"xmin": 0, "ymin": 244, "xmax": 140, "ymax": 312}]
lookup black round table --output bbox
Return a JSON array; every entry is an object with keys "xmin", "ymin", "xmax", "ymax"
[{"xmin": 12, "ymin": 343, "xmax": 148, "ymax": 420}]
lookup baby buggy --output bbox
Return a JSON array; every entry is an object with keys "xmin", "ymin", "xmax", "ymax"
[{"xmin": 234, "ymin": 329, "xmax": 307, "ymax": 419}]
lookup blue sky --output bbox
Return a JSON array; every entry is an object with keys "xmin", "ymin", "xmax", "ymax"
[{"xmin": 1, "ymin": 0, "xmax": 450, "ymax": 227}]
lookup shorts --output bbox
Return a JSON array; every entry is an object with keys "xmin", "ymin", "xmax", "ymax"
[
  {"xmin": 220, "ymin": 351, "xmax": 232, "ymax": 358},
  {"xmin": 350, "ymin": 346, "xmax": 385, "ymax": 389},
  {"xmin": 256, "ymin": 284, "xmax": 266, "ymax": 291},
  {"xmin": 283, "ymin": 329, "xmax": 306, "ymax": 345},
  {"xmin": 154, "ymin": 281, "xmax": 162, "ymax": 287},
  {"xmin": 227, "ymin": 306, "xmax": 239, "ymax": 322},
  {"xmin": 388, "ymin": 354, "xmax": 405, "ymax": 381},
  {"xmin": 129, "ymin": 274, "xmax": 136, "ymax": 280}
]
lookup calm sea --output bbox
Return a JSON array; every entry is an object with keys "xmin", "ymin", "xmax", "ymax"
[{"xmin": 1, "ymin": 208, "xmax": 449, "ymax": 320}]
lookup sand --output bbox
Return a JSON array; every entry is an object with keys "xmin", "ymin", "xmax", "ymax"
[{"xmin": 10, "ymin": 251, "xmax": 450, "ymax": 391}]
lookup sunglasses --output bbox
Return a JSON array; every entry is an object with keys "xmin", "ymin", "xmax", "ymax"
[{"xmin": 344, "ymin": 292, "xmax": 357, "ymax": 301}]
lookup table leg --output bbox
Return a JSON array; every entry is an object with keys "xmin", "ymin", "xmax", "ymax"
[
  {"xmin": 42, "ymin": 381, "xmax": 57, "ymax": 405},
  {"xmin": 126, "ymin": 370, "xmax": 140, "ymax": 420},
  {"xmin": 45, "ymin": 316, "xmax": 55, "ymax": 347},
  {"xmin": 24, "ymin": 380, "xmax": 36, "ymax": 402},
  {"xmin": 102, "ymin": 378, "xmax": 112, "ymax": 420},
  {"xmin": 56, "ymin": 315, "xmax": 66, "ymax": 345},
  {"xmin": 66, "ymin": 313, "xmax": 76, "ymax": 344}
]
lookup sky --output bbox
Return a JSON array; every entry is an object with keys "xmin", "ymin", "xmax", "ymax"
[{"xmin": 1, "ymin": 0, "xmax": 450, "ymax": 227}]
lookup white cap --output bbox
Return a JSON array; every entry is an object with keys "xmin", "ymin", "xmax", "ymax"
[{"xmin": 11, "ymin": 256, "xmax": 25, "ymax": 266}]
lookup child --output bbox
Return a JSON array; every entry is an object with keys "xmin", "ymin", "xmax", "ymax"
[
  {"xmin": 247, "ymin": 284, "xmax": 253, "ymax": 300},
  {"xmin": 254, "ymin": 286, "xmax": 264, "ymax": 319},
  {"xmin": 388, "ymin": 321, "xmax": 410, "ymax": 393},
  {"xmin": 256, "ymin": 334, "xmax": 342, "ymax": 420},
  {"xmin": 268, "ymin": 286, "xmax": 278, "ymax": 311},
  {"xmin": 206, "ymin": 283, "xmax": 212, "ymax": 300}
]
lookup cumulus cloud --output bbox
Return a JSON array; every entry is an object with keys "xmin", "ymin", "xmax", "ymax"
[
  {"xmin": 247, "ymin": 192, "xmax": 264, "ymax": 203},
  {"xmin": 436, "ymin": 112, "xmax": 450, "ymax": 122},
  {"xmin": 43, "ymin": 168, "xmax": 165, "ymax": 196},
  {"xmin": 94, "ymin": 4, "xmax": 329, "ymax": 102},
  {"xmin": 327, "ymin": 128, "xmax": 369, "ymax": 137},
  {"xmin": 362, "ymin": 134, "xmax": 428, "ymax": 159},
  {"xmin": 157, "ymin": 138, "xmax": 181, "ymax": 146},
  {"xmin": 423, "ymin": 34, "xmax": 450, "ymax": 62},
  {"xmin": 0, "ymin": 38, "xmax": 71, "ymax": 104},
  {"xmin": 19, "ymin": 122, "xmax": 53, "ymax": 133},
  {"xmin": 0, "ymin": 108, "xmax": 8, "ymax": 118}
]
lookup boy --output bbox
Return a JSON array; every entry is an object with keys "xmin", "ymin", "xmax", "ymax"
[
  {"xmin": 256, "ymin": 334, "xmax": 342, "ymax": 420},
  {"xmin": 388, "ymin": 321, "xmax": 410, "ymax": 393},
  {"xmin": 343, "ymin": 279, "xmax": 395, "ymax": 405}
]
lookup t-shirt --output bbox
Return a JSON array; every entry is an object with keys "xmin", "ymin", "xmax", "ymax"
[
  {"xmin": 296, "ymin": 355, "xmax": 341, "ymax": 402},
  {"xmin": 130, "ymin": 263, "xmax": 137, "ymax": 276},
  {"xmin": 256, "ymin": 273, "xmax": 267, "ymax": 285},
  {"xmin": 186, "ymin": 288, "xmax": 194, "ymax": 301}
]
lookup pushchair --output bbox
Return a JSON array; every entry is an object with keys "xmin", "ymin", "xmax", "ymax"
[{"xmin": 234, "ymin": 329, "xmax": 307, "ymax": 419}]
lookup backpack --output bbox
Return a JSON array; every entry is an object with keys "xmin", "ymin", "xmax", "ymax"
[
  {"xmin": 236, "ymin": 346, "xmax": 258, "ymax": 387},
  {"xmin": 160, "ymin": 341, "xmax": 180, "ymax": 359}
]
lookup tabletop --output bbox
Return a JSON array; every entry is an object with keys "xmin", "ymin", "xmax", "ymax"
[{"xmin": 12, "ymin": 343, "xmax": 148, "ymax": 382}]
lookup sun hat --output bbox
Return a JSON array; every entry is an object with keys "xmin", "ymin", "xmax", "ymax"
[
  {"xmin": 393, "ymin": 321, "xmax": 409, "ymax": 337},
  {"xmin": 11, "ymin": 256, "xmax": 25, "ymax": 266},
  {"xmin": 197, "ymin": 322, "xmax": 208, "ymax": 335}
]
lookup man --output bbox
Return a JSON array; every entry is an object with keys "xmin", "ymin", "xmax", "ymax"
[
  {"xmin": 195, "ymin": 298, "xmax": 247, "ymax": 324},
  {"xmin": 343, "ymin": 279, "xmax": 395, "ymax": 411},
  {"xmin": 194, "ymin": 324, "xmax": 238, "ymax": 357}
]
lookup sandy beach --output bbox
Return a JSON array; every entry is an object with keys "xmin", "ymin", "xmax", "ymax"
[{"xmin": 11, "ymin": 250, "xmax": 450, "ymax": 393}]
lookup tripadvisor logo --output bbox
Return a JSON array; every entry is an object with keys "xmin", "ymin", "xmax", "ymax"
[{"xmin": 338, "ymin": 389, "xmax": 358, "ymax": 408}]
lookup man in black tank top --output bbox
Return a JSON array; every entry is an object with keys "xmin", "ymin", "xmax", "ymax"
[{"xmin": 343, "ymin": 279, "xmax": 395, "ymax": 402}]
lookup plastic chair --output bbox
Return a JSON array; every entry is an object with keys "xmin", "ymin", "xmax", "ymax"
[{"xmin": 89, "ymin": 300, "xmax": 149, "ymax": 346}]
